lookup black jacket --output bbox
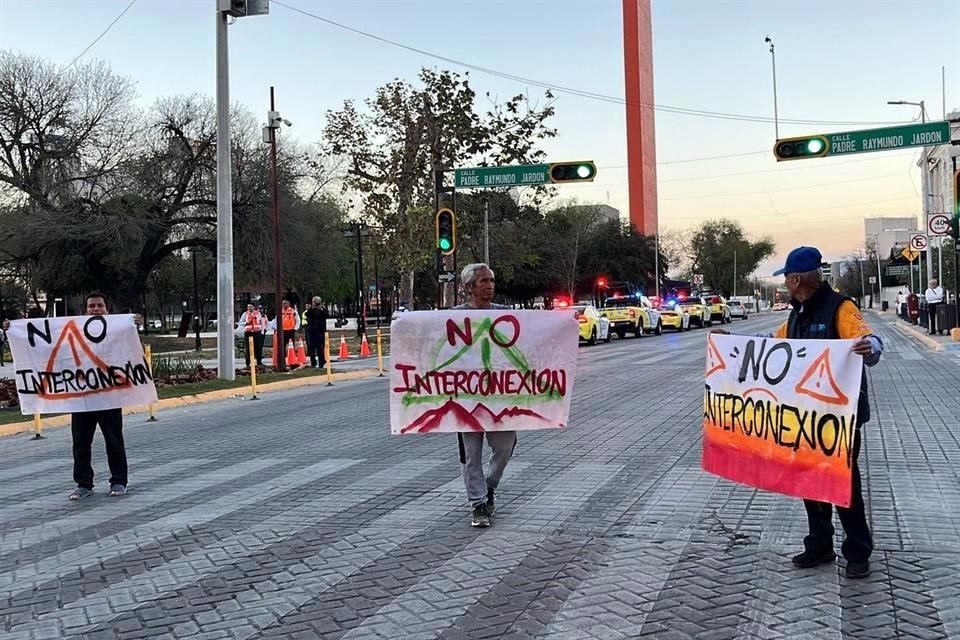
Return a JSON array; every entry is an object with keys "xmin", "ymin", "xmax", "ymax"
[{"xmin": 304, "ymin": 307, "xmax": 328, "ymax": 334}]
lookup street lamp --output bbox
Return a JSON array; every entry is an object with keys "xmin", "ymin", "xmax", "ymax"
[
  {"xmin": 764, "ymin": 36, "xmax": 779, "ymax": 141},
  {"xmin": 887, "ymin": 100, "xmax": 927, "ymax": 123}
]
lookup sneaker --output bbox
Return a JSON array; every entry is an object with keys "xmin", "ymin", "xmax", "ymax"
[
  {"xmin": 485, "ymin": 488, "xmax": 495, "ymax": 517},
  {"xmin": 68, "ymin": 487, "xmax": 93, "ymax": 501},
  {"xmin": 471, "ymin": 504, "xmax": 490, "ymax": 528},
  {"xmin": 845, "ymin": 561, "xmax": 871, "ymax": 579},
  {"xmin": 791, "ymin": 549, "xmax": 836, "ymax": 568},
  {"xmin": 108, "ymin": 484, "xmax": 127, "ymax": 497}
]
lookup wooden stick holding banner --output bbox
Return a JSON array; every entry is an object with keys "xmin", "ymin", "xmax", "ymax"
[
  {"xmin": 144, "ymin": 345, "xmax": 158, "ymax": 422},
  {"xmin": 248, "ymin": 336, "xmax": 259, "ymax": 400}
]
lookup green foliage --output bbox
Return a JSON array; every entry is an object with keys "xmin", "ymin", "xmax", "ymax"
[{"xmin": 689, "ymin": 219, "xmax": 775, "ymax": 296}]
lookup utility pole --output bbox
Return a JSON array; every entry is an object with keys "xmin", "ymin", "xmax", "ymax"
[
  {"xmin": 192, "ymin": 248, "xmax": 202, "ymax": 352},
  {"xmin": 266, "ymin": 86, "xmax": 286, "ymax": 372},
  {"xmin": 765, "ymin": 36, "xmax": 779, "ymax": 141},
  {"xmin": 733, "ymin": 249, "xmax": 737, "ymax": 298},
  {"xmin": 356, "ymin": 222, "xmax": 365, "ymax": 337},
  {"xmin": 215, "ymin": 4, "xmax": 235, "ymax": 380},
  {"xmin": 483, "ymin": 198, "xmax": 490, "ymax": 266}
]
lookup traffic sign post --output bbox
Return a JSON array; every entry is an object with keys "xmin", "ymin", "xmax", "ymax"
[
  {"xmin": 774, "ymin": 121, "xmax": 952, "ymax": 161},
  {"xmin": 928, "ymin": 213, "xmax": 951, "ymax": 236}
]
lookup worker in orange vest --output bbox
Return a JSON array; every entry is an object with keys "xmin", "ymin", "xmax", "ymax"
[
  {"xmin": 278, "ymin": 299, "xmax": 300, "ymax": 355},
  {"xmin": 236, "ymin": 303, "xmax": 266, "ymax": 366}
]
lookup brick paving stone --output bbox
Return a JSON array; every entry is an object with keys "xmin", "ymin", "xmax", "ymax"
[{"xmin": 1, "ymin": 312, "xmax": 959, "ymax": 639}]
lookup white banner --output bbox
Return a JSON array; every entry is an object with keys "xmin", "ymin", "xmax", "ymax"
[
  {"xmin": 389, "ymin": 310, "xmax": 579, "ymax": 434},
  {"xmin": 7, "ymin": 315, "xmax": 158, "ymax": 415}
]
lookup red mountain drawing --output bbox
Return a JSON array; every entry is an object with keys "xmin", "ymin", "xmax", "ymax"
[
  {"xmin": 401, "ymin": 400, "xmax": 553, "ymax": 434},
  {"xmin": 705, "ymin": 335, "xmax": 727, "ymax": 379}
]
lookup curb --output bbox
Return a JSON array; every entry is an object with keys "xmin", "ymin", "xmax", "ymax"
[
  {"xmin": 0, "ymin": 368, "xmax": 381, "ymax": 439},
  {"xmin": 865, "ymin": 310, "xmax": 945, "ymax": 352}
]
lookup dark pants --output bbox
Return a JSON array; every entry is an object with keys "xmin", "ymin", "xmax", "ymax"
[
  {"xmin": 802, "ymin": 429, "xmax": 872, "ymax": 563},
  {"xmin": 244, "ymin": 332, "xmax": 264, "ymax": 365},
  {"xmin": 72, "ymin": 409, "xmax": 127, "ymax": 490},
  {"xmin": 928, "ymin": 303, "xmax": 940, "ymax": 334},
  {"xmin": 307, "ymin": 331, "xmax": 326, "ymax": 366}
]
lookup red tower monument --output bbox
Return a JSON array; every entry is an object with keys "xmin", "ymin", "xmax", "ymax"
[{"xmin": 622, "ymin": 0, "xmax": 658, "ymax": 236}]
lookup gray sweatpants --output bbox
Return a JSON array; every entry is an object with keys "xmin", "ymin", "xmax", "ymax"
[{"xmin": 459, "ymin": 431, "xmax": 517, "ymax": 506}]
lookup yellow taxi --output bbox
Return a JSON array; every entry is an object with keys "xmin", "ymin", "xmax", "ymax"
[
  {"xmin": 707, "ymin": 295, "xmax": 732, "ymax": 324},
  {"xmin": 554, "ymin": 303, "xmax": 611, "ymax": 345},
  {"xmin": 657, "ymin": 299, "xmax": 690, "ymax": 331},
  {"xmin": 677, "ymin": 296, "xmax": 712, "ymax": 328}
]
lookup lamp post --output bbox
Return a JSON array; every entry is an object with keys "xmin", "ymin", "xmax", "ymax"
[{"xmin": 764, "ymin": 36, "xmax": 779, "ymax": 141}]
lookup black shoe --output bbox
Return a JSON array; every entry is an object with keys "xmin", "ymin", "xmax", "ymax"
[
  {"xmin": 792, "ymin": 549, "xmax": 836, "ymax": 568},
  {"xmin": 486, "ymin": 488, "xmax": 495, "ymax": 516},
  {"xmin": 846, "ymin": 561, "xmax": 870, "ymax": 579},
  {"xmin": 471, "ymin": 504, "xmax": 490, "ymax": 528}
]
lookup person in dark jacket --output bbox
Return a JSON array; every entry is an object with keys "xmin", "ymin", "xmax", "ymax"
[
  {"xmin": 772, "ymin": 248, "xmax": 882, "ymax": 579},
  {"xmin": 304, "ymin": 296, "xmax": 328, "ymax": 367}
]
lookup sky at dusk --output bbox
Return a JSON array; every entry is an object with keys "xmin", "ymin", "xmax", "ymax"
[{"xmin": 2, "ymin": 0, "xmax": 958, "ymax": 276}]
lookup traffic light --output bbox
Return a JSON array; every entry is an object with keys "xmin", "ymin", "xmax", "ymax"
[
  {"xmin": 549, "ymin": 161, "xmax": 597, "ymax": 183},
  {"xmin": 435, "ymin": 208, "xmax": 456, "ymax": 255},
  {"xmin": 953, "ymin": 169, "xmax": 960, "ymax": 240},
  {"xmin": 773, "ymin": 135, "xmax": 830, "ymax": 162}
]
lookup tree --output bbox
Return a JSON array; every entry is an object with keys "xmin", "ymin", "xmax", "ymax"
[
  {"xmin": 689, "ymin": 219, "xmax": 775, "ymax": 296},
  {"xmin": 324, "ymin": 68, "xmax": 556, "ymax": 308}
]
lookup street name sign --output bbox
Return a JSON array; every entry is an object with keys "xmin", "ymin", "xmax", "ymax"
[
  {"xmin": 454, "ymin": 161, "xmax": 597, "ymax": 189},
  {"xmin": 774, "ymin": 121, "xmax": 951, "ymax": 161},
  {"xmin": 909, "ymin": 233, "xmax": 929, "ymax": 251},
  {"xmin": 928, "ymin": 213, "xmax": 951, "ymax": 236},
  {"xmin": 455, "ymin": 164, "xmax": 550, "ymax": 188}
]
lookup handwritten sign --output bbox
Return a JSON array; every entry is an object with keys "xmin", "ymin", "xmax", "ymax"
[
  {"xmin": 7, "ymin": 315, "xmax": 158, "ymax": 415},
  {"xmin": 390, "ymin": 310, "xmax": 579, "ymax": 434},
  {"xmin": 701, "ymin": 334, "xmax": 863, "ymax": 507}
]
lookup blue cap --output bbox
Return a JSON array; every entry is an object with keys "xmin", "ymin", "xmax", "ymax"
[{"xmin": 772, "ymin": 246, "xmax": 826, "ymax": 276}]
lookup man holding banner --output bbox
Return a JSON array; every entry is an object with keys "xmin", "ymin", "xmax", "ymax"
[
  {"xmin": 710, "ymin": 246, "xmax": 883, "ymax": 579},
  {"xmin": 451, "ymin": 263, "xmax": 516, "ymax": 529},
  {"xmin": 4, "ymin": 292, "xmax": 155, "ymax": 500}
]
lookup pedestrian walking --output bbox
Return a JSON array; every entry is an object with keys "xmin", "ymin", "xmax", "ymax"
[
  {"xmin": 451, "ymin": 263, "xmax": 515, "ymax": 529},
  {"xmin": 305, "ymin": 296, "xmax": 328, "ymax": 367},
  {"xmin": 924, "ymin": 279, "xmax": 944, "ymax": 335},
  {"xmin": 714, "ymin": 246, "xmax": 883, "ymax": 578},
  {"xmin": 3, "ymin": 292, "xmax": 139, "ymax": 500}
]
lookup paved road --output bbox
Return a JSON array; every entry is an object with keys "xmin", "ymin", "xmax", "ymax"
[{"xmin": 1, "ymin": 311, "xmax": 958, "ymax": 639}]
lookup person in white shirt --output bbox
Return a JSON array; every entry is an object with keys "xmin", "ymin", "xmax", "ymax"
[{"xmin": 924, "ymin": 279, "xmax": 944, "ymax": 335}]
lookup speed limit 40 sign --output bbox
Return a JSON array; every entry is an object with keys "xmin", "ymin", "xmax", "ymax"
[
  {"xmin": 909, "ymin": 233, "xmax": 929, "ymax": 251},
  {"xmin": 928, "ymin": 213, "xmax": 951, "ymax": 236}
]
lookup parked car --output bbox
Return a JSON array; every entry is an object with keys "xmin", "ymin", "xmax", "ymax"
[
  {"xmin": 555, "ymin": 304, "xmax": 611, "ymax": 345},
  {"xmin": 727, "ymin": 300, "xmax": 748, "ymax": 320}
]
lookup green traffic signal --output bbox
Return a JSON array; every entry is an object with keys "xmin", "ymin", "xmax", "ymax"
[
  {"xmin": 773, "ymin": 135, "xmax": 830, "ymax": 161},
  {"xmin": 435, "ymin": 208, "xmax": 456, "ymax": 255},
  {"xmin": 549, "ymin": 161, "xmax": 597, "ymax": 183}
]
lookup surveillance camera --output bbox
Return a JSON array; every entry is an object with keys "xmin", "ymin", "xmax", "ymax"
[
  {"xmin": 764, "ymin": 36, "xmax": 772, "ymax": 43},
  {"xmin": 281, "ymin": 118, "xmax": 293, "ymax": 127}
]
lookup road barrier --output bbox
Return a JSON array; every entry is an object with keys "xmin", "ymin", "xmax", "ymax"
[
  {"xmin": 248, "ymin": 336, "xmax": 259, "ymax": 400},
  {"xmin": 144, "ymin": 345, "xmax": 158, "ymax": 422}
]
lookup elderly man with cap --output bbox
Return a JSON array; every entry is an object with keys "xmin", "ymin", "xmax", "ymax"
[
  {"xmin": 451, "ymin": 263, "xmax": 515, "ymax": 529},
  {"xmin": 715, "ymin": 246, "xmax": 883, "ymax": 578}
]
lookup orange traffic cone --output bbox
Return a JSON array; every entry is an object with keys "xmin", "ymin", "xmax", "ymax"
[
  {"xmin": 296, "ymin": 339, "xmax": 308, "ymax": 366},
  {"xmin": 359, "ymin": 333, "xmax": 371, "ymax": 358},
  {"xmin": 286, "ymin": 341, "xmax": 297, "ymax": 367},
  {"xmin": 338, "ymin": 335, "xmax": 349, "ymax": 360}
]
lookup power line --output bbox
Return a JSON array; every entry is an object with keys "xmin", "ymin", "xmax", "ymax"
[
  {"xmin": 65, "ymin": 0, "xmax": 138, "ymax": 69},
  {"xmin": 273, "ymin": 1, "xmax": 908, "ymax": 128}
]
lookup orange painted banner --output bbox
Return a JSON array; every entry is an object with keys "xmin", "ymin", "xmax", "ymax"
[{"xmin": 701, "ymin": 334, "xmax": 863, "ymax": 507}]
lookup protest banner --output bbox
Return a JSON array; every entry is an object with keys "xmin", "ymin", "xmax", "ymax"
[
  {"xmin": 701, "ymin": 333, "xmax": 863, "ymax": 507},
  {"xmin": 7, "ymin": 315, "xmax": 158, "ymax": 415},
  {"xmin": 390, "ymin": 310, "xmax": 579, "ymax": 434}
]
